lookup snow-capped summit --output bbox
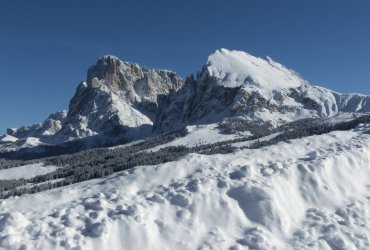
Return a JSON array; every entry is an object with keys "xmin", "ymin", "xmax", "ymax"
[
  {"xmin": 204, "ymin": 49, "xmax": 305, "ymax": 93},
  {"xmin": 155, "ymin": 49, "xmax": 370, "ymax": 132}
]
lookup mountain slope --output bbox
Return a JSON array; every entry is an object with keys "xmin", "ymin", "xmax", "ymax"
[
  {"xmin": 1, "ymin": 123, "xmax": 369, "ymax": 250},
  {"xmin": 155, "ymin": 49, "xmax": 370, "ymax": 132}
]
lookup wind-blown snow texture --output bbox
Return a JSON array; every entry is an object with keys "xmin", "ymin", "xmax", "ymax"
[{"xmin": 1, "ymin": 125, "xmax": 369, "ymax": 249}]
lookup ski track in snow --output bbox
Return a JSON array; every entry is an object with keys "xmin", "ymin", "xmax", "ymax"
[{"xmin": 0, "ymin": 126, "xmax": 370, "ymax": 249}]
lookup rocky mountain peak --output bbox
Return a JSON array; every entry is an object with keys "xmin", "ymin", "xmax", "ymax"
[
  {"xmin": 61, "ymin": 55, "xmax": 185, "ymax": 138},
  {"xmin": 87, "ymin": 55, "xmax": 143, "ymax": 91},
  {"xmin": 85, "ymin": 55, "xmax": 184, "ymax": 102}
]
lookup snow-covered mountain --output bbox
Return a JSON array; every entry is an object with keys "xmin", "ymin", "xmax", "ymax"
[
  {"xmin": 62, "ymin": 55, "xmax": 184, "ymax": 138},
  {"xmin": 2, "ymin": 49, "xmax": 370, "ymax": 154},
  {"xmin": 2, "ymin": 56, "xmax": 184, "ymax": 150},
  {"xmin": 155, "ymin": 49, "xmax": 370, "ymax": 132}
]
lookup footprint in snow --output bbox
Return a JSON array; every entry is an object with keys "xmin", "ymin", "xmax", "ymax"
[
  {"xmin": 168, "ymin": 193, "xmax": 192, "ymax": 208},
  {"xmin": 146, "ymin": 193, "xmax": 165, "ymax": 204},
  {"xmin": 229, "ymin": 166, "xmax": 249, "ymax": 180}
]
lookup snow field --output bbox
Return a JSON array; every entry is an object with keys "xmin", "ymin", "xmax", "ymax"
[
  {"xmin": 0, "ymin": 126, "xmax": 369, "ymax": 249},
  {"xmin": 0, "ymin": 163, "xmax": 58, "ymax": 180}
]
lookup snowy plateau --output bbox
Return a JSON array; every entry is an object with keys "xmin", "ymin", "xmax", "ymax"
[{"xmin": 0, "ymin": 49, "xmax": 370, "ymax": 250}]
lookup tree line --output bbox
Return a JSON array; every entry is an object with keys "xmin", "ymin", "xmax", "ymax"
[{"xmin": 1, "ymin": 114, "xmax": 369, "ymax": 198}]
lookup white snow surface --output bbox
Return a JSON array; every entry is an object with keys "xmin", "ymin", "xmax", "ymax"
[
  {"xmin": 19, "ymin": 137, "xmax": 42, "ymax": 148},
  {"xmin": 0, "ymin": 135, "xmax": 17, "ymax": 143},
  {"xmin": 0, "ymin": 163, "xmax": 58, "ymax": 180},
  {"xmin": 148, "ymin": 124, "xmax": 251, "ymax": 152},
  {"xmin": 1, "ymin": 125, "xmax": 370, "ymax": 249},
  {"xmin": 206, "ymin": 49, "xmax": 305, "ymax": 93}
]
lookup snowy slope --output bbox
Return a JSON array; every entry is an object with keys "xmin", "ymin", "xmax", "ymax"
[
  {"xmin": 0, "ymin": 135, "xmax": 17, "ymax": 143},
  {"xmin": 0, "ymin": 163, "xmax": 58, "ymax": 180},
  {"xmin": 148, "ymin": 123, "xmax": 251, "ymax": 152},
  {"xmin": 61, "ymin": 82, "xmax": 153, "ymax": 138},
  {"xmin": 205, "ymin": 48, "xmax": 305, "ymax": 92},
  {"xmin": 1, "ymin": 124, "xmax": 369, "ymax": 249}
]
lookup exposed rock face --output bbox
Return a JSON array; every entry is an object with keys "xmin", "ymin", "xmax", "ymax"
[{"xmin": 86, "ymin": 55, "xmax": 183, "ymax": 104}]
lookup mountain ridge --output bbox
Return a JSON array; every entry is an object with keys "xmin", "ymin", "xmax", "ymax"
[
  {"xmin": 155, "ymin": 49, "xmax": 370, "ymax": 132},
  {"xmin": 2, "ymin": 49, "xmax": 370, "ymax": 153}
]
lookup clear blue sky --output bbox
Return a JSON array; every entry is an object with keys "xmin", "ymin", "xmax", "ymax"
[{"xmin": 1, "ymin": 0, "xmax": 369, "ymax": 134}]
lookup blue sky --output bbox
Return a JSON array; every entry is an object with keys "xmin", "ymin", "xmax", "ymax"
[{"xmin": 1, "ymin": 0, "xmax": 370, "ymax": 133}]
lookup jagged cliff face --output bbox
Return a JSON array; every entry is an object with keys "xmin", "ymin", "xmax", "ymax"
[
  {"xmin": 85, "ymin": 55, "xmax": 183, "ymax": 104},
  {"xmin": 154, "ymin": 49, "xmax": 370, "ymax": 132},
  {"xmin": 62, "ymin": 55, "xmax": 184, "ymax": 138}
]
